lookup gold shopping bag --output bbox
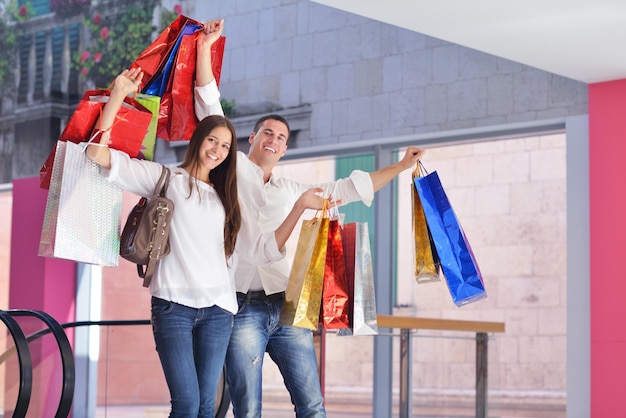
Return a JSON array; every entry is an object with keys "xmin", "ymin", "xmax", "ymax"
[
  {"xmin": 279, "ymin": 203, "xmax": 330, "ymax": 330},
  {"xmin": 412, "ymin": 163, "xmax": 441, "ymax": 283}
]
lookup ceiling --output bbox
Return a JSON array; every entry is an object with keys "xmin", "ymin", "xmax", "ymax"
[{"xmin": 310, "ymin": 0, "xmax": 626, "ymax": 84}]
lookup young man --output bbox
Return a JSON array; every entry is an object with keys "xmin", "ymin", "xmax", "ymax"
[
  {"xmin": 193, "ymin": 22, "xmax": 425, "ymax": 417},
  {"xmin": 224, "ymin": 114, "xmax": 424, "ymax": 418}
]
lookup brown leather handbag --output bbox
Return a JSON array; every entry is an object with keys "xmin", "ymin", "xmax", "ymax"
[{"xmin": 119, "ymin": 166, "xmax": 174, "ymax": 287}]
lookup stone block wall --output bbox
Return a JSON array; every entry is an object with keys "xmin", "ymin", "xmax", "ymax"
[{"xmin": 185, "ymin": 0, "xmax": 586, "ymax": 145}]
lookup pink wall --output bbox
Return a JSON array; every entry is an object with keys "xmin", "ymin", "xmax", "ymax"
[
  {"xmin": 9, "ymin": 177, "xmax": 76, "ymax": 417},
  {"xmin": 9, "ymin": 177, "xmax": 76, "ymax": 320},
  {"xmin": 589, "ymin": 80, "xmax": 626, "ymax": 416}
]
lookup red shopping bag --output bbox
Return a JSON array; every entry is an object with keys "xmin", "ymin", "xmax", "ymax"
[
  {"xmin": 130, "ymin": 15, "xmax": 190, "ymax": 87},
  {"xmin": 321, "ymin": 219, "xmax": 350, "ymax": 329},
  {"xmin": 40, "ymin": 90, "xmax": 153, "ymax": 189},
  {"xmin": 132, "ymin": 15, "xmax": 226, "ymax": 141},
  {"xmin": 157, "ymin": 29, "xmax": 225, "ymax": 141}
]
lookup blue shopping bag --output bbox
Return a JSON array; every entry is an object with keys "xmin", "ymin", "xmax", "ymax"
[
  {"xmin": 413, "ymin": 166, "xmax": 486, "ymax": 306},
  {"xmin": 143, "ymin": 23, "xmax": 201, "ymax": 97}
]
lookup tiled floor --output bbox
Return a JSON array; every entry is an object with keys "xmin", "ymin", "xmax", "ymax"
[
  {"xmin": 96, "ymin": 406, "xmax": 566, "ymax": 418},
  {"xmin": 95, "ymin": 398, "xmax": 567, "ymax": 418}
]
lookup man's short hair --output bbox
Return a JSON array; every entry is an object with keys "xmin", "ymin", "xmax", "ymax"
[{"xmin": 253, "ymin": 114, "xmax": 291, "ymax": 137}]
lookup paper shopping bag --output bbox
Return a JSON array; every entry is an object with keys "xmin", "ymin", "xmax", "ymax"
[
  {"xmin": 412, "ymin": 164, "xmax": 441, "ymax": 283},
  {"xmin": 413, "ymin": 168, "xmax": 487, "ymax": 306},
  {"xmin": 130, "ymin": 14, "xmax": 189, "ymax": 87},
  {"xmin": 40, "ymin": 90, "xmax": 153, "ymax": 189},
  {"xmin": 157, "ymin": 28, "xmax": 225, "ymax": 141},
  {"xmin": 155, "ymin": 23, "xmax": 200, "ymax": 141},
  {"xmin": 338, "ymin": 222, "xmax": 378, "ymax": 336},
  {"xmin": 39, "ymin": 141, "xmax": 123, "ymax": 266},
  {"xmin": 134, "ymin": 94, "xmax": 161, "ymax": 161},
  {"xmin": 135, "ymin": 15, "xmax": 226, "ymax": 142},
  {"xmin": 142, "ymin": 21, "xmax": 200, "ymax": 97},
  {"xmin": 279, "ymin": 207, "xmax": 330, "ymax": 330},
  {"xmin": 133, "ymin": 15, "xmax": 225, "ymax": 90},
  {"xmin": 320, "ymin": 219, "xmax": 350, "ymax": 329}
]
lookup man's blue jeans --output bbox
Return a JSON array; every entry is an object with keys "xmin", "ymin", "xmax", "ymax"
[
  {"xmin": 225, "ymin": 291, "xmax": 326, "ymax": 418},
  {"xmin": 151, "ymin": 296, "xmax": 233, "ymax": 418}
]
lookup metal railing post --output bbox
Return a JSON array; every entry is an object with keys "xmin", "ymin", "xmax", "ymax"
[
  {"xmin": 476, "ymin": 332, "xmax": 488, "ymax": 418},
  {"xmin": 399, "ymin": 328, "xmax": 412, "ymax": 418}
]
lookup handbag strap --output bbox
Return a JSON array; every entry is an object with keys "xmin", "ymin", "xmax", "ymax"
[
  {"xmin": 153, "ymin": 165, "xmax": 171, "ymax": 197},
  {"xmin": 142, "ymin": 166, "xmax": 172, "ymax": 288}
]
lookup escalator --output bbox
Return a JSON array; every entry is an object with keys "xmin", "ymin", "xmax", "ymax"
[{"xmin": 0, "ymin": 311, "xmax": 230, "ymax": 418}]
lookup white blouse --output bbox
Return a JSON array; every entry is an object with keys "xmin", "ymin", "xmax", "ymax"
[{"xmin": 104, "ymin": 150, "xmax": 238, "ymax": 312}]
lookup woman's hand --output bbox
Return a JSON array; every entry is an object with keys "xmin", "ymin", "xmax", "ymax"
[
  {"xmin": 198, "ymin": 19, "xmax": 224, "ymax": 52},
  {"xmin": 195, "ymin": 19, "xmax": 224, "ymax": 87},
  {"xmin": 111, "ymin": 67, "xmax": 144, "ymax": 97}
]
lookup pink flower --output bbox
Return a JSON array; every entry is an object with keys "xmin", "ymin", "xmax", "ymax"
[
  {"xmin": 81, "ymin": 67, "xmax": 88, "ymax": 76},
  {"xmin": 93, "ymin": 13, "xmax": 101, "ymax": 25},
  {"xmin": 100, "ymin": 27, "xmax": 109, "ymax": 39},
  {"xmin": 173, "ymin": 4, "xmax": 182, "ymax": 15},
  {"xmin": 80, "ymin": 51, "xmax": 90, "ymax": 62},
  {"xmin": 94, "ymin": 52, "xmax": 102, "ymax": 63},
  {"xmin": 18, "ymin": 5, "xmax": 27, "ymax": 17}
]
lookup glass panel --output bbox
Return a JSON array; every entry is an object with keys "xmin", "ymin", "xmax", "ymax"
[
  {"xmin": 2, "ymin": 315, "xmax": 64, "ymax": 418},
  {"xmin": 394, "ymin": 133, "xmax": 567, "ymax": 414},
  {"xmin": 0, "ymin": 132, "xmax": 567, "ymax": 416}
]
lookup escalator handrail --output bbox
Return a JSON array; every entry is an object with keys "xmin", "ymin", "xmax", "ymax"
[
  {"xmin": 61, "ymin": 319, "xmax": 231, "ymax": 418},
  {"xmin": 0, "ymin": 319, "xmax": 151, "ymax": 351},
  {"xmin": 0, "ymin": 310, "xmax": 33, "ymax": 418},
  {"xmin": 8, "ymin": 310, "xmax": 75, "ymax": 418},
  {"xmin": 0, "ymin": 317, "xmax": 231, "ymax": 418}
]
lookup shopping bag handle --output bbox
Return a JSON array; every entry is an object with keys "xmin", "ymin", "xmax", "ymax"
[
  {"xmin": 84, "ymin": 106, "xmax": 124, "ymax": 152},
  {"xmin": 311, "ymin": 197, "xmax": 330, "ymax": 222},
  {"xmin": 413, "ymin": 160, "xmax": 428, "ymax": 179},
  {"xmin": 325, "ymin": 182, "xmax": 347, "ymax": 228}
]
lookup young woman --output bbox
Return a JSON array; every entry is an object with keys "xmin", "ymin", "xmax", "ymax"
[{"xmin": 87, "ymin": 65, "xmax": 241, "ymax": 416}]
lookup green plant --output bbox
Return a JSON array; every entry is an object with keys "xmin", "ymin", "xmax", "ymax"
[
  {"xmin": 221, "ymin": 98, "xmax": 236, "ymax": 118},
  {"xmin": 159, "ymin": 7, "xmax": 178, "ymax": 31},
  {"xmin": 0, "ymin": 0, "xmax": 33, "ymax": 93},
  {"xmin": 73, "ymin": 0, "xmax": 159, "ymax": 87}
]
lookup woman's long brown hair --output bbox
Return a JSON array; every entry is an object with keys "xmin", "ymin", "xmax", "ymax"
[{"xmin": 179, "ymin": 115, "xmax": 241, "ymax": 258}]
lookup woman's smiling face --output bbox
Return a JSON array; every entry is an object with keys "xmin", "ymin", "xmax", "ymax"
[{"xmin": 199, "ymin": 125, "xmax": 232, "ymax": 171}]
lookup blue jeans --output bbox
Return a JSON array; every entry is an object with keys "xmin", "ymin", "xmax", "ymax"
[
  {"xmin": 151, "ymin": 297, "xmax": 233, "ymax": 418},
  {"xmin": 225, "ymin": 292, "xmax": 326, "ymax": 418}
]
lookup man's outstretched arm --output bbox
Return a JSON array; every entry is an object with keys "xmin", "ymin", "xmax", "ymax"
[{"xmin": 369, "ymin": 146, "xmax": 425, "ymax": 192}]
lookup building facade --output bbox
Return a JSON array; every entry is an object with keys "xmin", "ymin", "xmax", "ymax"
[{"xmin": 3, "ymin": 0, "xmax": 598, "ymax": 416}]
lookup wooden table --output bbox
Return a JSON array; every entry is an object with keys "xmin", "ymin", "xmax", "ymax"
[{"xmin": 376, "ymin": 315, "xmax": 506, "ymax": 418}]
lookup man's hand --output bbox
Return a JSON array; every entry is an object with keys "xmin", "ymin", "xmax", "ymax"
[
  {"xmin": 399, "ymin": 146, "xmax": 426, "ymax": 170},
  {"xmin": 370, "ymin": 145, "xmax": 427, "ymax": 192}
]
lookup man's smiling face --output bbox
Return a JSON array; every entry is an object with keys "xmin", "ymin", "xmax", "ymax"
[{"xmin": 248, "ymin": 118, "xmax": 289, "ymax": 168}]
